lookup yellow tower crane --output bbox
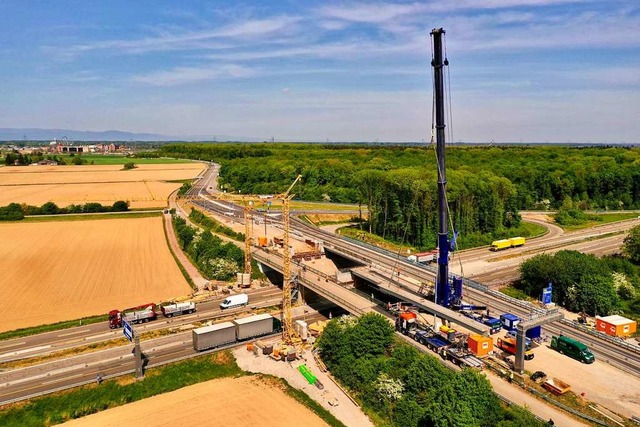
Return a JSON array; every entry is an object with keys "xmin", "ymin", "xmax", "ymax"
[
  {"xmin": 242, "ymin": 198, "xmax": 253, "ymax": 279},
  {"xmin": 280, "ymin": 174, "xmax": 302, "ymax": 345}
]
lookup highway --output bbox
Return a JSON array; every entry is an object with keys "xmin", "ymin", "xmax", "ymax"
[
  {"xmin": 286, "ymin": 217, "xmax": 640, "ymax": 377},
  {"xmin": 0, "ymin": 287, "xmax": 282, "ymax": 365}
]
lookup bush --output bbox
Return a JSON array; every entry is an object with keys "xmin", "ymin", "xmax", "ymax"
[
  {"xmin": 123, "ymin": 162, "xmax": 137, "ymax": 170},
  {"xmin": 111, "ymin": 200, "xmax": 130, "ymax": 212}
]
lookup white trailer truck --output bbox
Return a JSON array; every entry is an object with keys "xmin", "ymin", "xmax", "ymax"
[
  {"xmin": 192, "ymin": 322, "xmax": 236, "ymax": 351},
  {"xmin": 233, "ymin": 313, "xmax": 274, "ymax": 340},
  {"xmin": 161, "ymin": 301, "xmax": 196, "ymax": 317}
]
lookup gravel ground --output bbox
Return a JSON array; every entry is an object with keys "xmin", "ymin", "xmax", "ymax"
[
  {"xmin": 523, "ymin": 337, "xmax": 640, "ymax": 419},
  {"xmin": 233, "ymin": 344, "xmax": 374, "ymax": 427}
]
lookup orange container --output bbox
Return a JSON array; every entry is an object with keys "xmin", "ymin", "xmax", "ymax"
[
  {"xmin": 596, "ymin": 315, "xmax": 637, "ymax": 337},
  {"xmin": 467, "ymin": 334, "xmax": 493, "ymax": 357},
  {"xmin": 258, "ymin": 236, "xmax": 268, "ymax": 247}
]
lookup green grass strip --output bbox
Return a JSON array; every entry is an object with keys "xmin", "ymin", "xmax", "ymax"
[
  {"xmin": 163, "ymin": 214, "xmax": 198, "ymax": 291},
  {"xmin": 0, "ymin": 315, "xmax": 107, "ymax": 342},
  {"xmin": 23, "ymin": 211, "xmax": 162, "ymax": 222},
  {"xmin": 0, "ymin": 352, "xmax": 243, "ymax": 426}
]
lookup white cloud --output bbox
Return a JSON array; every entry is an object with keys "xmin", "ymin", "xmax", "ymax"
[
  {"xmin": 132, "ymin": 64, "xmax": 255, "ymax": 86},
  {"xmin": 63, "ymin": 16, "xmax": 301, "ymax": 55},
  {"xmin": 318, "ymin": 2, "xmax": 428, "ymax": 23}
]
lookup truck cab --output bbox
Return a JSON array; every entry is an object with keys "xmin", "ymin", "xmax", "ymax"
[{"xmin": 551, "ymin": 335, "xmax": 595, "ymax": 364}]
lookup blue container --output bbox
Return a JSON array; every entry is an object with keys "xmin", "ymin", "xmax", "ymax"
[
  {"xmin": 500, "ymin": 313, "xmax": 520, "ymax": 330},
  {"xmin": 526, "ymin": 325, "xmax": 542, "ymax": 339}
]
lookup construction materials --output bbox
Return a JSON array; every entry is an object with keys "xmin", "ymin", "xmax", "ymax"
[
  {"xmin": 294, "ymin": 320, "xmax": 308, "ymax": 341},
  {"xmin": 234, "ymin": 313, "xmax": 275, "ymax": 341},
  {"xmin": 220, "ymin": 293, "xmax": 248, "ymax": 309},
  {"xmin": 596, "ymin": 315, "xmax": 637, "ymax": 337},
  {"xmin": 192, "ymin": 322, "xmax": 236, "ymax": 351},
  {"xmin": 298, "ymin": 364, "xmax": 318, "ymax": 385},
  {"xmin": 543, "ymin": 377, "xmax": 571, "ymax": 395},
  {"xmin": 550, "ymin": 335, "xmax": 595, "ymax": 363},
  {"xmin": 160, "ymin": 301, "xmax": 196, "ymax": 317}
]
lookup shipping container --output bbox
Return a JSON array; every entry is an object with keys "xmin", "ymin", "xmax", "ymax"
[
  {"xmin": 192, "ymin": 322, "xmax": 236, "ymax": 351},
  {"xmin": 508, "ymin": 236, "xmax": 526, "ymax": 247},
  {"xmin": 596, "ymin": 315, "xmax": 637, "ymax": 337},
  {"xmin": 500, "ymin": 313, "xmax": 519, "ymax": 330},
  {"xmin": 233, "ymin": 313, "xmax": 274, "ymax": 340},
  {"xmin": 467, "ymin": 334, "xmax": 493, "ymax": 357},
  {"xmin": 526, "ymin": 325, "xmax": 542, "ymax": 339}
]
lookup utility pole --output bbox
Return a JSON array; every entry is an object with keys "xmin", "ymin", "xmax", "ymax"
[{"xmin": 432, "ymin": 28, "xmax": 450, "ymax": 307}]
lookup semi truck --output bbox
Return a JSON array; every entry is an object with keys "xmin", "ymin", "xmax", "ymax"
[
  {"xmin": 109, "ymin": 300, "xmax": 198, "ymax": 328},
  {"xmin": 161, "ymin": 301, "xmax": 196, "ymax": 317},
  {"xmin": 407, "ymin": 250, "xmax": 439, "ymax": 264},
  {"xmin": 192, "ymin": 313, "xmax": 281, "ymax": 351},
  {"xmin": 108, "ymin": 303, "xmax": 157, "ymax": 329},
  {"xmin": 550, "ymin": 335, "xmax": 595, "ymax": 363},
  {"xmin": 490, "ymin": 237, "xmax": 525, "ymax": 251}
]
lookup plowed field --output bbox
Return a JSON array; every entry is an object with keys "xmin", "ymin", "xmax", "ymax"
[
  {"xmin": 0, "ymin": 163, "xmax": 204, "ymax": 208},
  {"xmin": 0, "ymin": 217, "xmax": 190, "ymax": 332},
  {"xmin": 63, "ymin": 376, "xmax": 329, "ymax": 427}
]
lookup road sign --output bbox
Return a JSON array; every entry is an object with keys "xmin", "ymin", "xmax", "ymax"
[
  {"xmin": 542, "ymin": 283, "xmax": 553, "ymax": 305},
  {"xmin": 123, "ymin": 320, "xmax": 134, "ymax": 342}
]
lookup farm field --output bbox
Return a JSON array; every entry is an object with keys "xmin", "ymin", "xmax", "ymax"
[
  {"xmin": 0, "ymin": 163, "xmax": 204, "ymax": 208},
  {"xmin": 63, "ymin": 376, "xmax": 330, "ymax": 427},
  {"xmin": 0, "ymin": 217, "xmax": 191, "ymax": 332}
]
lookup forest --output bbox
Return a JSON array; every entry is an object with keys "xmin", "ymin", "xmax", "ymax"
[
  {"xmin": 160, "ymin": 143, "xmax": 640, "ymax": 249},
  {"xmin": 317, "ymin": 313, "xmax": 544, "ymax": 427}
]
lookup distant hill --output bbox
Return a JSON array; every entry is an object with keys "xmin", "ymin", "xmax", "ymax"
[{"xmin": 0, "ymin": 128, "xmax": 261, "ymax": 142}]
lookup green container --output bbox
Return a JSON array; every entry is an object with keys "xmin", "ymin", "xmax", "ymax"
[{"xmin": 298, "ymin": 364, "xmax": 317, "ymax": 385}]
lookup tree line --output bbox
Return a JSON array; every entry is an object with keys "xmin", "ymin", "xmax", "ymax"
[
  {"xmin": 159, "ymin": 143, "xmax": 640, "ymax": 248},
  {"xmin": 0, "ymin": 201, "xmax": 129, "ymax": 221},
  {"xmin": 4, "ymin": 151, "xmax": 91, "ymax": 166},
  {"xmin": 172, "ymin": 214, "xmax": 244, "ymax": 281},
  {"xmin": 317, "ymin": 313, "xmax": 544, "ymax": 427}
]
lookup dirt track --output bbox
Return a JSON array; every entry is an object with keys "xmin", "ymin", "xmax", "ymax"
[{"xmin": 63, "ymin": 376, "xmax": 329, "ymax": 427}]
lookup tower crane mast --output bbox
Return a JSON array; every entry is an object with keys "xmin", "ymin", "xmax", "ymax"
[{"xmin": 280, "ymin": 174, "xmax": 302, "ymax": 344}]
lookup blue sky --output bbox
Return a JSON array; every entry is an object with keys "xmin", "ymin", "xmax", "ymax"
[{"xmin": 0, "ymin": 0, "xmax": 638, "ymax": 142}]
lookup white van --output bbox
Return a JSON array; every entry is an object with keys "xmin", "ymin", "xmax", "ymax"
[{"xmin": 220, "ymin": 293, "xmax": 249, "ymax": 309}]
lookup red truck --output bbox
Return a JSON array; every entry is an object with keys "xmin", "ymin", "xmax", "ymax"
[{"xmin": 108, "ymin": 303, "xmax": 158, "ymax": 329}]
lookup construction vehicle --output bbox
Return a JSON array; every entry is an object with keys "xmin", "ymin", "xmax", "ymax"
[
  {"xmin": 550, "ymin": 335, "xmax": 594, "ymax": 363},
  {"xmin": 108, "ymin": 303, "xmax": 157, "ymax": 328},
  {"xmin": 497, "ymin": 337, "xmax": 534, "ymax": 360},
  {"xmin": 160, "ymin": 301, "xmax": 196, "ymax": 317},
  {"xmin": 461, "ymin": 311, "xmax": 502, "ymax": 334}
]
